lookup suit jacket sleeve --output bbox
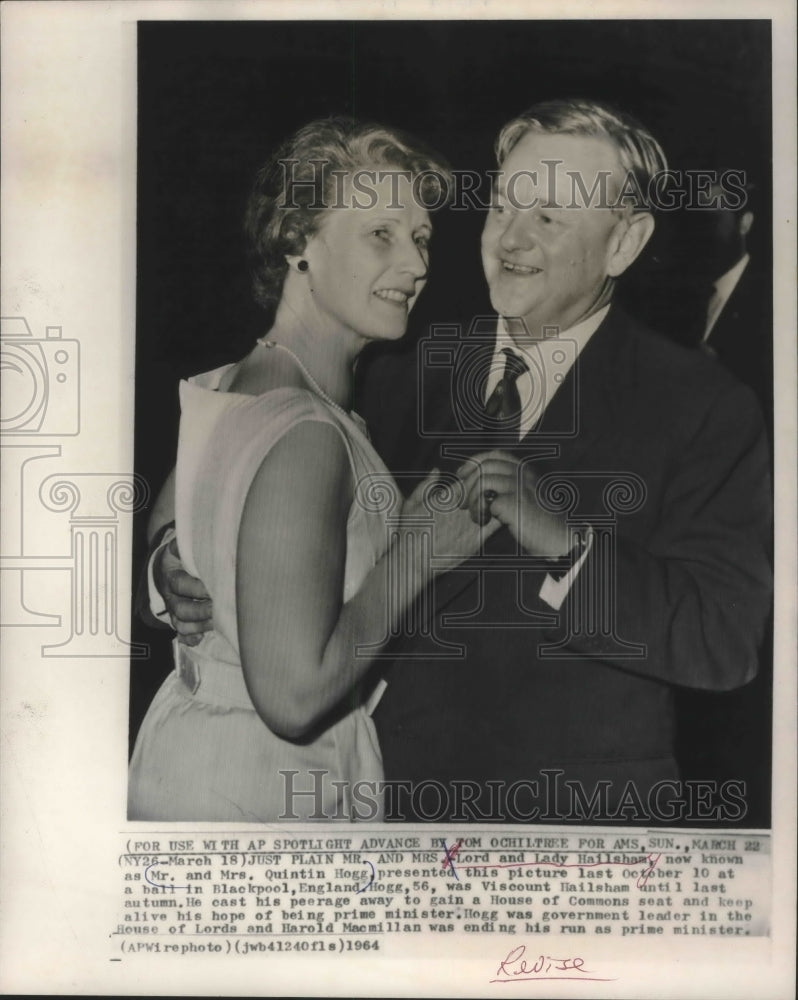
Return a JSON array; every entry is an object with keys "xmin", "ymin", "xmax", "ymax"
[
  {"xmin": 544, "ymin": 380, "xmax": 772, "ymax": 691},
  {"xmin": 133, "ymin": 522, "xmax": 176, "ymax": 631}
]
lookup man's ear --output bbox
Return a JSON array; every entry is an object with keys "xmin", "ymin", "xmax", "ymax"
[{"xmin": 606, "ymin": 211, "xmax": 655, "ymax": 278}]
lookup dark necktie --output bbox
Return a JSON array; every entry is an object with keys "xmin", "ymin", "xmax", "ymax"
[{"xmin": 483, "ymin": 348, "xmax": 530, "ymax": 440}]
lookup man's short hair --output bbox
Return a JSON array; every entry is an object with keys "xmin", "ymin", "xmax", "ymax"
[{"xmin": 496, "ymin": 98, "xmax": 668, "ymax": 203}]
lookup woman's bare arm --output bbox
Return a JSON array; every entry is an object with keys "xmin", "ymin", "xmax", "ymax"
[{"xmin": 236, "ymin": 420, "xmax": 494, "ymax": 739}]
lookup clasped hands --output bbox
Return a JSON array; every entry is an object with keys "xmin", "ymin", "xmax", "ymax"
[
  {"xmin": 155, "ymin": 451, "xmax": 570, "ymax": 643},
  {"xmin": 455, "ymin": 450, "xmax": 571, "ymax": 559},
  {"xmin": 400, "ymin": 451, "xmax": 571, "ymax": 567}
]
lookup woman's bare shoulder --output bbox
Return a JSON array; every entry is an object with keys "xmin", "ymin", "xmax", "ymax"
[{"xmin": 244, "ymin": 414, "xmax": 354, "ymax": 517}]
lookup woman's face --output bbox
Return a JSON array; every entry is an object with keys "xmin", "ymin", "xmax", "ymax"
[{"xmin": 300, "ymin": 169, "xmax": 432, "ymax": 343}]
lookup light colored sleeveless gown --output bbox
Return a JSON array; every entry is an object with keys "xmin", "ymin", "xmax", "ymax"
[{"xmin": 128, "ymin": 367, "xmax": 392, "ymax": 821}]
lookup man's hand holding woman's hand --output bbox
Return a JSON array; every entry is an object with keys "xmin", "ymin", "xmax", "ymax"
[
  {"xmin": 457, "ymin": 451, "xmax": 571, "ymax": 558},
  {"xmin": 154, "ymin": 537, "xmax": 213, "ymax": 645},
  {"xmin": 156, "ymin": 455, "xmax": 570, "ymax": 640}
]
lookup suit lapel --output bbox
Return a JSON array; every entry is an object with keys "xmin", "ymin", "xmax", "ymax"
[
  {"xmin": 431, "ymin": 307, "xmax": 639, "ymax": 617},
  {"xmin": 530, "ymin": 307, "xmax": 636, "ymax": 469}
]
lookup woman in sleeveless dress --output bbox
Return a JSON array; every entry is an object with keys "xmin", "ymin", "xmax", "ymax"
[{"xmin": 128, "ymin": 119, "xmax": 497, "ymax": 822}]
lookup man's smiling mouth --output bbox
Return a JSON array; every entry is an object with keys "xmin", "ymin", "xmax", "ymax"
[{"xmin": 501, "ymin": 261, "xmax": 542, "ymax": 274}]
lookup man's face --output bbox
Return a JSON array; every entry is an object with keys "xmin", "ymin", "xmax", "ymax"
[{"xmin": 481, "ymin": 131, "xmax": 628, "ymax": 336}]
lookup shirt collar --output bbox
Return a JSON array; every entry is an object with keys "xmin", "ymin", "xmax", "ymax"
[
  {"xmin": 486, "ymin": 304, "xmax": 611, "ymax": 437},
  {"xmin": 713, "ymin": 253, "xmax": 750, "ymax": 302},
  {"xmin": 704, "ymin": 253, "xmax": 750, "ymax": 340},
  {"xmin": 495, "ymin": 303, "xmax": 611, "ymax": 365}
]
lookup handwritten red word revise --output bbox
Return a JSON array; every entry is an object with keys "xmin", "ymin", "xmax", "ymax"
[{"xmin": 492, "ymin": 946, "xmax": 616, "ymax": 983}]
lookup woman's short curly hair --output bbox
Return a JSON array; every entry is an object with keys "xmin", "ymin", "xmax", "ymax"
[{"xmin": 244, "ymin": 117, "xmax": 453, "ymax": 312}]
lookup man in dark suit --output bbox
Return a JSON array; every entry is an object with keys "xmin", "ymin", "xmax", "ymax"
[
  {"xmin": 690, "ymin": 176, "xmax": 772, "ymax": 421},
  {"xmin": 658, "ymin": 174, "xmax": 774, "ymax": 825},
  {"xmin": 152, "ymin": 100, "xmax": 772, "ymax": 824},
  {"xmin": 363, "ymin": 100, "xmax": 772, "ymax": 822}
]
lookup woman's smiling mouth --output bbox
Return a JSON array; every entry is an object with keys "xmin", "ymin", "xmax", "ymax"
[{"xmin": 373, "ymin": 288, "xmax": 412, "ymax": 305}]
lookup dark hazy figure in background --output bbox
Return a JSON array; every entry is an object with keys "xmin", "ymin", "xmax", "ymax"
[
  {"xmin": 623, "ymin": 169, "xmax": 772, "ymax": 426},
  {"xmin": 687, "ymin": 175, "xmax": 773, "ymax": 424},
  {"xmin": 666, "ymin": 172, "xmax": 774, "ymax": 827}
]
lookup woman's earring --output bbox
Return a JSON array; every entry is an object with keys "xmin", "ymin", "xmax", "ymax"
[{"xmin": 297, "ymin": 259, "xmax": 309, "ymax": 272}]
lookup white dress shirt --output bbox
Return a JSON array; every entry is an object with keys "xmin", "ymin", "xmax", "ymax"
[
  {"xmin": 485, "ymin": 305, "xmax": 610, "ymax": 438},
  {"xmin": 485, "ymin": 305, "xmax": 610, "ymax": 609}
]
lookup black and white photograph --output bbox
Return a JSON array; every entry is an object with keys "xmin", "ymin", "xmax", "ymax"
[
  {"xmin": 1, "ymin": 2, "xmax": 795, "ymax": 996},
  {"xmin": 131, "ymin": 18, "xmax": 774, "ymax": 827}
]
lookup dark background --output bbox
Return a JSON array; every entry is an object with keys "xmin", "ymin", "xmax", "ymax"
[{"xmin": 132, "ymin": 19, "xmax": 773, "ymax": 824}]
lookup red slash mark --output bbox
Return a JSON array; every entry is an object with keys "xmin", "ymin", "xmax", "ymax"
[{"xmin": 442, "ymin": 838, "xmax": 464, "ymax": 872}]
